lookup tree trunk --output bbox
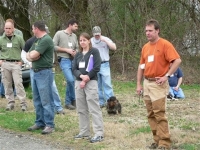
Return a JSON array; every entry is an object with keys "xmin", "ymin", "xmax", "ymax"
[
  {"xmin": 0, "ymin": 0, "xmax": 32, "ymax": 41},
  {"xmin": 45, "ymin": 0, "xmax": 89, "ymax": 32}
]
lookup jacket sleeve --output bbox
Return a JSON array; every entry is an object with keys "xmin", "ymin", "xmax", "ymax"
[{"xmin": 72, "ymin": 52, "xmax": 82, "ymax": 79}]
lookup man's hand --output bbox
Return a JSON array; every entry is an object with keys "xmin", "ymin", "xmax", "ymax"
[
  {"xmin": 136, "ymin": 85, "xmax": 143, "ymax": 95},
  {"xmin": 155, "ymin": 76, "xmax": 168, "ymax": 85},
  {"xmin": 174, "ymin": 86, "xmax": 179, "ymax": 91}
]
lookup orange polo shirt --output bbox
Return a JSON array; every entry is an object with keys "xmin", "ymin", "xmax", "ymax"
[{"xmin": 140, "ymin": 38, "xmax": 180, "ymax": 78}]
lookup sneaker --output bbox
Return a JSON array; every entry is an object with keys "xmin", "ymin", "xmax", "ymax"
[
  {"xmin": 21, "ymin": 105, "xmax": 27, "ymax": 111},
  {"xmin": 65, "ymin": 104, "xmax": 75, "ymax": 110},
  {"xmin": 41, "ymin": 126, "xmax": 55, "ymax": 134},
  {"xmin": 6, "ymin": 103, "xmax": 14, "ymax": 111},
  {"xmin": 27, "ymin": 124, "xmax": 45, "ymax": 131},
  {"xmin": 74, "ymin": 134, "xmax": 90, "ymax": 140},
  {"xmin": 90, "ymin": 136, "xmax": 104, "ymax": 143},
  {"xmin": 148, "ymin": 143, "xmax": 158, "ymax": 149},
  {"xmin": 56, "ymin": 110, "xmax": 65, "ymax": 115}
]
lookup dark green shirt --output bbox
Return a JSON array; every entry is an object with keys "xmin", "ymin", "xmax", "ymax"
[
  {"xmin": 29, "ymin": 34, "xmax": 54, "ymax": 69},
  {"xmin": 0, "ymin": 34, "xmax": 24, "ymax": 60}
]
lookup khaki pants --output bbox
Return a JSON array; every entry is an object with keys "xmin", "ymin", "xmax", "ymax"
[
  {"xmin": 75, "ymin": 80, "xmax": 104, "ymax": 137},
  {"xmin": 143, "ymin": 79, "xmax": 171, "ymax": 148},
  {"xmin": 1, "ymin": 62, "xmax": 26, "ymax": 106}
]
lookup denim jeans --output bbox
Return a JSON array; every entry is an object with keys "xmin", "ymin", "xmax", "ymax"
[
  {"xmin": 169, "ymin": 87, "xmax": 185, "ymax": 99},
  {"xmin": 97, "ymin": 62, "xmax": 114, "ymax": 106},
  {"xmin": 31, "ymin": 69, "xmax": 55, "ymax": 127},
  {"xmin": 59, "ymin": 58, "xmax": 75, "ymax": 105},
  {"xmin": 52, "ymin": 73, "xmax": 63, "ymax": 112},
  {"xmin": 30, "ymin": 69, "xmax": 63, "ymax": 112}
]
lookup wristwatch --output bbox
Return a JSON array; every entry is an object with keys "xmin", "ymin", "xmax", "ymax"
[{"xmin": 165, "ymin": 73, "xmax": 170, "ymax": 78}]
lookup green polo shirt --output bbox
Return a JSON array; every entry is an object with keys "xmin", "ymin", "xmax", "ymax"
[
  {"xmin": 0, "ymin": 34, "xmax": 24, "ymax": 60},
  {"xmin": 29, "ymin": 34, "xmax": 54, "ymax": 69}
]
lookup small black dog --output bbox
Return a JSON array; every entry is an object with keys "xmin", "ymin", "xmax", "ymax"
[{"xmin": 106, "ymin": 96, "xmax": 121, "ymax": 115}]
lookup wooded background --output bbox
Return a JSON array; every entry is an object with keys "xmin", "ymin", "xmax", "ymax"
[{"xmin": 1, "ymin": 0, "xmax": 200, "ymax": 83}]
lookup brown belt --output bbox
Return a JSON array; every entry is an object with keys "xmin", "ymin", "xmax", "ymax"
[{"xmin": 144, "ymin": 77, "xmax": 157, "ymax": 81}]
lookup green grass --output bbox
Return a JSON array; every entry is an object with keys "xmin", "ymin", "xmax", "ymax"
[
  {"xmin": 128, "ymin": 126, "xmax": 151, "ymax": 136},
  {"xmin": 180, "ymin": 143, "xmax": 199, "ymax": 150},
  {"xmin": 0, "ymin": 110, "xmax": 35, "ymax": 132}
]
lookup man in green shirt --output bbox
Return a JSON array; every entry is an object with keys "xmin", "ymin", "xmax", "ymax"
[
  {"xmin": 26, "ymin": 21, "xmax": 55, "ymax": 134},
  {"xmin": 0, "ymin": 20, "xmax": 27, "ymax": 111}
]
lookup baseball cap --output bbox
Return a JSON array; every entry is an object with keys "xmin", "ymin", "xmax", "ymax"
[
  {"xmin": 45, "ymin": 25, "xmax": 50, "ymax": 33},
  {"xmin": 92, "ymin": 26, "xmax": 101, "ymax": 35}
]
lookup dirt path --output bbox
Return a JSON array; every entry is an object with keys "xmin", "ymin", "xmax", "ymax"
[{"xmin": 0, "ymin": 128, "xmax": 70, "ymax": 150}]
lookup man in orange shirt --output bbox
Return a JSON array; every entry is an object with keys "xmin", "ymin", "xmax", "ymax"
[{"xmin": 136, "ymin": 19, "xmax": 181, "ymax": 149}]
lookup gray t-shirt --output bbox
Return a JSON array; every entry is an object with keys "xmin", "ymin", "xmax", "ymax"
[{"xmin": 91, "ymin": 36, "xmax": 113, "ymax": 61}]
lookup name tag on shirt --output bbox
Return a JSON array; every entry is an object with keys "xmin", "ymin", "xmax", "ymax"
[
  {"xmin": 68, "ymin": 42, "xmax": 72, "ymax": 47},
  {"xmin": 148, "ymin": 55, "xmax": 154, "ymax": 62},
  {"xmin": 7, "ymin": 43, "xmax": 12, "ymax": 47},
  {"xmin": 79, "ymin": 62, "xmax": 85, "ymax": 68}
]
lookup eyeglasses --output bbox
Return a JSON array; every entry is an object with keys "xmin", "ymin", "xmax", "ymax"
[{"xmin": 5, "ymin": 28, "xmax": 12, "ymax": 29}]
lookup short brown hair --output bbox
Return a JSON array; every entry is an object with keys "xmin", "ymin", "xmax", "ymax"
[{"xmin": 146, "ymin": 19, "xmax": 160, "ymax": 30}]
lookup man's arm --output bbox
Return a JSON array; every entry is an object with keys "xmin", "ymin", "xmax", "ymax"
[
  {"xmin": 101, "ymin": 36, "xmax": 116, "ymax": 50},
  {"xmin": 176, "ymin": 77, "xmax": 183, "ymax": 89},
  {"xmin": 166, "ymin": 58, "xmax": 182, "ymax": 77},
  {"xmin": 26, "ymin": 50, "xmax": 40, "ymax": 62},
  {"xmin": 155, "ymin": 58, "xmax": 182, "ymax": 85},
  {"xmin": 136, "ymin": 65, "xmax": 144, "ymax": 94}
]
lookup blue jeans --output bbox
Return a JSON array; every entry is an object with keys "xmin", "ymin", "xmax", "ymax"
[
  {"xmin": 169, "ymin": 87, "xmax": 185, "ymax": 99},
  {"xmin": 59, "ymin": 58, "xmax": 75, "ymax": 105},
  {"xmin": 31, "ymin": 69, "xmax": 55, "ymax": 127},
  {"xmin": 52, "ymin": 73, "xmax": 63, "ymax": 112},
  {"xmin": 0, "ymin": 82, "xmax": 16, "ymax": 96},
  {"xmin": 30, "ymin": 70, "xmax": 63, "ymax": 112},
  {"xmin": 97, "ymin": 62, "xmax": 114, "ymax": 106}
]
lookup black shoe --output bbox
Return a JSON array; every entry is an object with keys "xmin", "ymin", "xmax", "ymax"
[
  {"xmin": 27, "ymin": 124, "xmax": 45, "ymax": 131},
  {"xmin": 148, "ymin": 143, "xmax": 158, "ymax": 149},
  {"xmin": 65, "ymin": 104, "xmax": 75, "ymax": 110},
  {"xmin": 41, "ymin": 126, "xmax": 55, "ymax": 134},
  {"xmin": 90, "ymin": 136, "xmax": 104, "ymax": 143},
  {"xmin": 1, "ymin": 95, "xmax": 5, "ymax": 98},
  {"xmin": 56, "ymin": 110, "xmax": 65, "ymax": 115}
]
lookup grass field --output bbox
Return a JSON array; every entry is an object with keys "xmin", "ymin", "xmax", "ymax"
[{"xmin": 0, "ymin": 73, "xmax": 199, "ymax": 150}]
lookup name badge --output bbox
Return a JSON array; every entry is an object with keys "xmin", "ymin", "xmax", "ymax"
[
  {"xmin": 148, "ymin": 55, "xmax": 154, "ymax": 62},
  {"xmin": 7, "ymin": 43, "xmax": 12, "ymax": 47},
  {"xmin": 68, "ymin": 42, "xmax": 72, "ymax": 47},
  {"xmin": 79, "ymin": 62, "xmax": 85, "ymax": 68}
]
